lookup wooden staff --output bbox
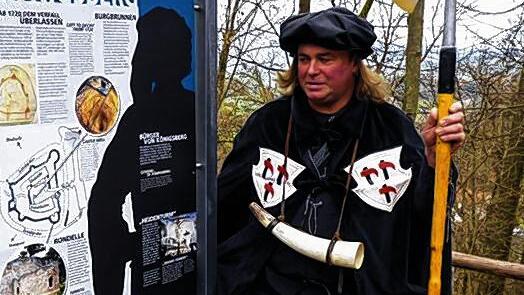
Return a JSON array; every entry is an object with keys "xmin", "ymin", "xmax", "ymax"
[{"xmin": 428, "ymin": 0, "xmax": 456, "ymax": 294}]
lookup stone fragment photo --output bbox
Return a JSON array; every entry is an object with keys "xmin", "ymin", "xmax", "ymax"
[
  {"xmin": 0, "ymin": 65, "xmax": 37, "ymax": 126},
  {"xmin": 75, "ymin": 76, "xmax": 119, "ymax": 135},
  {"xmin": 0, "ymin": 244, "xmax": 66, "ymax": 295}
]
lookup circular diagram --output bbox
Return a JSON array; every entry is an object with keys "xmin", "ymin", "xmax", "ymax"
[
  {"xmin": 75, "ymin": 76, "xmax": 119, "ymax": 135},
  {"xmin": 0, "ymin": 65, "xmax": 37, "ymax": 125},
  {"xmin": 0, "ymin": 244, "xmax": 67, "ymax": 295}
]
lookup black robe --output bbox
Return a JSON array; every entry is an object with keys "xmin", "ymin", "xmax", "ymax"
[{"xmin": 217, "ymin": 93, "xmax": 454, "ymax": 295}]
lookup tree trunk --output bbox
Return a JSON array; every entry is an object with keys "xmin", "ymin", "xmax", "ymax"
[
  {"xmin": 217, "ymin": 29, "xmax": 235, "ymax": 108},
  {"xmin": 217, "ymin": 0, "xmax": 240, "ymax": 109},
  {"xmin": 503, "ymin": 178, "xmax": 524, "ymax": 294},
  {"xmin": 402, "ymin": 0, "xmax": 424, "ymax": 120},
  {"xmin": 359, "ymin": 0, "xmax": 374, "ymax": 18},
  {"xmin": 479, "ymin": 67, "xmax": 524, "ymax": 294},
  {"xmin": 299, "ymin": 0, "xmax": 310, "ymax": 13},
  {"xmin": 503, "ymin": 70, "xmax": 524, "ymax": 295}
]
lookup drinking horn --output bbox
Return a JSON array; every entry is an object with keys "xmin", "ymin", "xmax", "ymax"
[{"xmin": 249, "ymin": 202, "xmax": 364, "ymax": 269}]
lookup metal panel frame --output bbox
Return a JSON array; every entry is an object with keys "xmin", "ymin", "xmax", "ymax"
[{"xmin": 195, "ymin": 0, "xmax": 217, "ymax": 294}]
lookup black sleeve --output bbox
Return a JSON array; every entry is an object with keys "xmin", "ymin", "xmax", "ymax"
[{"xmin": 217, "ymin": 111, "xmax": 264, "ymax": 243}]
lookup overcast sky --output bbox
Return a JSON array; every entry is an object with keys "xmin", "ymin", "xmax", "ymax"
[{"xmin": 308, "ymin": 0, "xmax": 523, "ymax": 49}]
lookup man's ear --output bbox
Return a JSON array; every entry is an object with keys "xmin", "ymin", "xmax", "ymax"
[
  {"xmin": 352, "ymin": 60, "xmax": 360, "ymax": 75},
  {"xmin": 349, "ymin": 54, "xmax": 360, "ymax": 71}
]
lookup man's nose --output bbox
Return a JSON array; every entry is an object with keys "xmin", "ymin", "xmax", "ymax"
[{"xmin": 307, "ymin": 60, "xmax": 320, "ymax": 75}]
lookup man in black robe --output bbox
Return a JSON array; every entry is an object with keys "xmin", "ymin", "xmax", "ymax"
[{"xmin": 218, "ymin": 7, "xmax": 464, "ymax": 295}]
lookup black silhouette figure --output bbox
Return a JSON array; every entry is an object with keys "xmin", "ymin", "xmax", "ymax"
[{"xmin": 88, "ymin": 7, "xmax": 195, "ymax": 295}]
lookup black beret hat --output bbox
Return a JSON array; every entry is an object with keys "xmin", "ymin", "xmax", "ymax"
[{"xmin": 279, "ymin": 7, "xmax": 377, "ymax": 58}]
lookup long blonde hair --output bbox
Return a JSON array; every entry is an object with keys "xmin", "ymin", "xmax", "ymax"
[{"xmin": 276, "ymin": 57, "xmax": 391, "ymax": 103}]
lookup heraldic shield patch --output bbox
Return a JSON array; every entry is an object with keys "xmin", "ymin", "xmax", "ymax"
[
  {"xmin": 252, "ymin": 147, "xmax": 305, "ymax": 208},
  {"xmin": 345, "ymin": 146, "xmax": 412, "ymax": 212}
]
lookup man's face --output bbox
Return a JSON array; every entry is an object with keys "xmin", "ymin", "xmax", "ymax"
[{"xmin": 297, "ymin": 44, "xmax": 357, "ymax": 114}]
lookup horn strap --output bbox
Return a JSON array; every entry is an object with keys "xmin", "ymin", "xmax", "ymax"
[
  {"xmin": 326, "ymin": 237, "xmax": 339, "ymax": 265},
  {"xmin": 332, "ymin": 99, "xmax": 369, "ymax": 240},
  {"xmin": 267, "ymin": 217, "xmax": 280, "ymax": 232},
  {"xmin": 333, "ymin": 138, "xmax": 360, "ymax": 239},
  {"xmin": 279, "ymin": 113, "xmax": 293, "ymax": 221},
  {"xmin": 278, "ymin": 97, "xmax": 366, "ymax": 236}
]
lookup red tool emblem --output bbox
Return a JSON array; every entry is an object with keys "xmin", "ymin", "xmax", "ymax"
[
  {"xmin": 252, "ymin": 148, "xmax": 305, "ymax": 208},
  {"xmin": 346, "ymin": 146, "xmax": 412, "ymax": 212}
]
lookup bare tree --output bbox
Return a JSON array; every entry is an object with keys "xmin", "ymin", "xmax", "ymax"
[
  {"xmin": 403, "ymin": 0, "xmax": 424, "ymax": 120},
  {"xmin": 451, "ymin": 8, "xmax": 524, "ymax": 291},
  {"xmin": 299, "ymin": 0, "xmax": 310, "ymax": 13}
]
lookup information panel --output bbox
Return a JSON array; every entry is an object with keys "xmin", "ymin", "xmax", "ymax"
[{"xmin": 0, "ymin": 0, "xmax": 197, "ymax": 294}]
